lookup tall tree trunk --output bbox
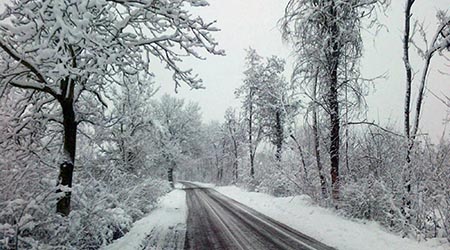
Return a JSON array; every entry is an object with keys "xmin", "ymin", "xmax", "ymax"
[
  {"xmin": 217, "ymin": 167, "xmax": 223, "ymax": 183},
  {"xmin": 249, "ymin": 89, "xmax": 255, "ymax": 178},
  {"xmin": 274, "ymin": 110, "xmax": 283, "ymax": 162},
  {"xmin": 290, "ymin": 134, "xmax": 308, "ymax": 183},
  {"xmin": 233, "ymin": 160, "xmax": 238, "ymax": 183},
  {"xmin": 214, "ymin": 145, "xmax": 221, "ymax": 183},
  {"xmin": 168, "ymin": 165, "xmax": 175, "ymax": 188},
  {"xmin": 56, "ymin": 100, "xmax": 77, "ymax": 216},
  {"xmin": 232, "ymin": 141, "xmax": 239, "ymax": 183},
  {"xmin": 312, "ymin": 73, "xmax": 327, "ymax": 198},
  {"xmin": 402, "ymin": 0, "xmax": 415, "ymax": 218},
  {"xmin": 229, "ymin": 128, "xmax": 239, "ymax": 183},
  {"xmin": 328, "ymin": 0, "xmax": 340, "ymax": 202},
  {"xmin": 329, "ymin": 76, "xmax": 340, "ymax": 202},
  {"xmin": 249, "ymin": 149, "xmax": 255, "ymax": 178}
]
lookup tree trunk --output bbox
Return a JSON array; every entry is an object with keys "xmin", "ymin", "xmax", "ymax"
[
  {"xmin": 328, "ymin": 0, "xmax": 341, "ymax": 202},
  {"xmin": 168, "ymin": 166, "xmax": 174, "ymax": 188},
  {"xmin": 249, "ymin": 150, "xmax": 255, "ymax": 178},
  {"xmin": 313, "ymin": 107, "xmax": 327, "ymax": 198},
  {"xmin": 56, "ymin": 100, "xmax": 77, "ymax": 216},
  {"xmin": 290, "ymin": 134, "xmax": 308, "ymax": 183},
  {"xmin": 228, "ymin": 122, "xmax": 239, "ymax": 183},
  {"xmin": 233, "ymin": 160, "xmax": 238, "ymax": 183},
  {"xmin": 232, "ymin": 141, "xmax": 239, "ymax": 183},
  {"xmin": 214, "ymin": 146, "xmax": 222, "ymax": 183},
  {"xmin": 274, "ymin": 110, "xmax": 283, "ymax": 162},
  {"xmin": 402, "ymin": 0, "xmax": 415, "ymax": 219},
  {"xmin": 329, "ymin": 79, "xmax": 340, "ymax": 202},
  {"xmin": 312, "ymin": 71, "xmax": 327, "ymax": 198},
  {"xmin": 217, "ymin": 167, "xmax": 223, "ymax": 183},
  {"xmin": 249, "ymin": 89, "xmax": 255, "ymax": 178}
]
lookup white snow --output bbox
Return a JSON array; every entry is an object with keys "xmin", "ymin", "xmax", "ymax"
[
  {"xmin": 212, "ymin": 185, "xmax": 450, "ymax": 250},
  {"xmin": 104, "ymin": 183, "xmax": 187, "ymax": 250},
  {"xmin": 104, "ymin": 182, "xmax": 449, "ymax": 250}
]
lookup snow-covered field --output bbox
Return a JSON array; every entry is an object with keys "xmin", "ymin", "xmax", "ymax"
[
  {"xmin": 214, "ymin": 185, "xmax": 450, "ymax": 250},
  {"xmin": 105, "ymin": 183, "xmax": 187, "ymax": 250}
]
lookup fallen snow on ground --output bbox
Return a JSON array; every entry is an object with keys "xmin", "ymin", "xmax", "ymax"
[
  {"xmin": 105, "ymin": 183, "xmax": 187, "ymax": 250},
  {"xmin": 214, "ymin": 185, "xmax": 449, "ymax": 250}
]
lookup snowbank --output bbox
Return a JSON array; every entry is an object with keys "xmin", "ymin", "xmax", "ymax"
[
  {"xmin": 215, "ymin": 185, "xmax": 449, "ymax": 250},
  {"xmin": 105, "ymin": 184, "xmax": 187, "ymax": 250}
]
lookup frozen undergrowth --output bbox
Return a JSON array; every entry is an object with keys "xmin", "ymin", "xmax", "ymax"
[
  {"xmin": 105, "ymin": 184, "xmax": 187, "ymax": 250},
  {"xmin": 212, "ymin": 184, "xmax": 450, "ymax": 250}
]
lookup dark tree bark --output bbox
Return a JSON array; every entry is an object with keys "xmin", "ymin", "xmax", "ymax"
[
  {"xmin": 232, "ymin": 141, "xmax": 239, "ymax": 182},
  {"xmin": 312, "ymin": 103, "xmax": 327, "ymax": 198},
  {"xmin": 289, "ymin": 134, "xmax": 308, "ymax": 183},
  {"xmin": 248, "ymin": 88, "xmax": 255, "ymax": 178},
  {"xmin": 249, "ymin": 149, "xmax": 255, "ymax": 178},
  {"xmin": 327, "ymin": 0, "xmax": 341, "ymax": 202},
  {"xmin": 56, "ymin": 99, "xmax": 77, "ymax": 216},
  {"xmin": 403, "ymin": 0, "xmax": 414, "ymax": 146},
  {"xmin": 402, "ymin": 0, "xmax": 415, "ymax": 218},
  {"xmin": 227, "ymin": 123, "xmax": 240, "ymax": 183},
  {"xmin": 274, "ymin": 110, "xmax": 284, "ymax": 162},
  {"xmin": 312, "ymin": 70, "xmax": 327, "ymax": 198},
  {"xmin": 168, "ymin": 166, "xmax": 175, "ymax": 188},
  {"xmin": 329, "ymin": 77, "xmax": 340, "ymax": 202},
  {"xmin": 214, "ymin": 144, "xmax": 223, "ymax": 183},
  {"xmin": 217, "ymin": 167, "xmax": 223, "ymax": 183}
]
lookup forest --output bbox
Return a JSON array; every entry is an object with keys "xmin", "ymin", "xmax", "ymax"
[{"xmin": 0, "ymin": 0, "xmax": 449, "ymax": 249}]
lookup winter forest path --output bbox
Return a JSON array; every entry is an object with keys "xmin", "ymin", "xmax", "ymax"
[{"xmin": 181, "ymin": 182, "xmax": 336, "ymax": 250}]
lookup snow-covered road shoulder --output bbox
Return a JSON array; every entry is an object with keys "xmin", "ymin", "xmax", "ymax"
[
  {"xmin": 105, "ymin": 185, "xmax": 187, "ymax": 250},
  {"xmin": 215, "ymin": 185, "xmax": 449, "ymax": 250}
]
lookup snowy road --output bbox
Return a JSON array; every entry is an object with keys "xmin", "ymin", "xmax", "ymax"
[{"xmin": 182, "ymin": 182, "xmax": 336, "ymax": 250}]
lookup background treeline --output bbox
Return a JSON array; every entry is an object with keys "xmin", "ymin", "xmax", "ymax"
[
  {"xmin": 181, "ymin": 0, "xmax": 450, "ymax": 242},
  {"xmin": 0, "ymin": 84, "xmax": 206, "ymax": 248},
  {"xmin": 184, "ymin": 47, "xmax": 450, "ymax": 243}
]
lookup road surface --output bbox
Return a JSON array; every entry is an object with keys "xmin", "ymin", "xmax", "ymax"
[{"xmin": 182, "ymin": 182, "xmax": 336, "ymax": 250}]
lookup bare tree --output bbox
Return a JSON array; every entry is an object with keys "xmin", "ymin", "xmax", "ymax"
[
  {"xmin": 151, "ymin": 94, "xmax": 203, "ymax": 188},
  {"xmin": 0, "ymin": 0, "xmax": 222, "ymax": 215},
  {"xmin": 282, "ymin": 0, "xmax": 387, "ymax": 201},
  {"xmin": 402, "ymin": 0, "xmax": 450, "ymax": 219},
  {"xmin": 236, "ymin": 49, "xmax": 264, "ymax": 178},
  {"xmin": 311, "ymin": 73, "xmax": 328, "ymax": 198},
  {"xmin": 224, "ymin": 108, "xmax": 245, "ymax": 183}
]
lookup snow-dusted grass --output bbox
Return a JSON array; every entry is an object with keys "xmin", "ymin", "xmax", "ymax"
[
  {"xmin": 105, "ymin": 184, "xmax": 187, "ymax": 250},
  {"xmin": 215, "ymin": 185, "xmax": 449, "ymax": 250}
]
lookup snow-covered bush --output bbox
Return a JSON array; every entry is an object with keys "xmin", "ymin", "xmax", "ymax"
[
  {"xmin": 341, "ymin": 179, "xmax": 394, "ymax": 224},
  {"xmin": 0, "ymin": 151, "xmax": 170, "ymax": 249},
  {"xmin": 225, "ymin": 124, "xmax": 450, "ymax": 242},
  {"xmin": 0, "ymin": 160, "xmax": 170, "ymax": 249},
  {"xmin": 0, "ymin": 92, "xmax": 171, "ymax": 249}
]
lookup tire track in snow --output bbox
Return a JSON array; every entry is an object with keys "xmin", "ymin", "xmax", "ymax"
[{"xmin": 182, "ymin": 182, "xmax": 336, "ymax": 250}]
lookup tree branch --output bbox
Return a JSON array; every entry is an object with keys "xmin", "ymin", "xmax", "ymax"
[
  {"xmin": 346, "ymin": 120, "xmax": 404, "ymax": 137},
  {"xmin": 0, "ymin": 40, "xmax": 57, "ymax": 97}
]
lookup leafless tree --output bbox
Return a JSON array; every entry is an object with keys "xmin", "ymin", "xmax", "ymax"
[
  {"xmin": 0, "ymin": 0, "xmax": 222, "ymax": 215},
  {"xmin": 282, "ymin": 0, "xmax": 387, "ymax": 201}
]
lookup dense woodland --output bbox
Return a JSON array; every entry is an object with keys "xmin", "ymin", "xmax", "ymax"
[{"xmin": 0, "ymin": 0, "xmax": 449, "ymax": 249}]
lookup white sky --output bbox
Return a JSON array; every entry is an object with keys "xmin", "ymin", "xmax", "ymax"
[
  {"xmin": 1, "ymin": 0, "xmax": 448, "ymax": 141},
  {"xmin": 156, "ymin": 0, "xmax": 450, "ymax": 141}
]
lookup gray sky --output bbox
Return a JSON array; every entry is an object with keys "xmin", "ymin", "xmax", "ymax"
[
  {"xmin": 1, "ymin": 0, "xmax": 448, "ymax": 140},
  {"xmin": 156, "ymin": 0, "xmax": 450, "ymax": 141}
]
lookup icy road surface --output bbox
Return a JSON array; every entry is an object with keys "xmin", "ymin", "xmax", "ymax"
[{"xmin": 182, "ymin": 182, "xmax": 335, "ymax": 250}]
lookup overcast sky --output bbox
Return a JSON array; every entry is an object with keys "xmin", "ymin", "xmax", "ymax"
[
  {"xmin": 155, "ymin": 0, "xmax": 450, "ymax": 141},
  {"xmin": 1, "ymin": 0, "xmax": 448, "ymax": 141}
]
